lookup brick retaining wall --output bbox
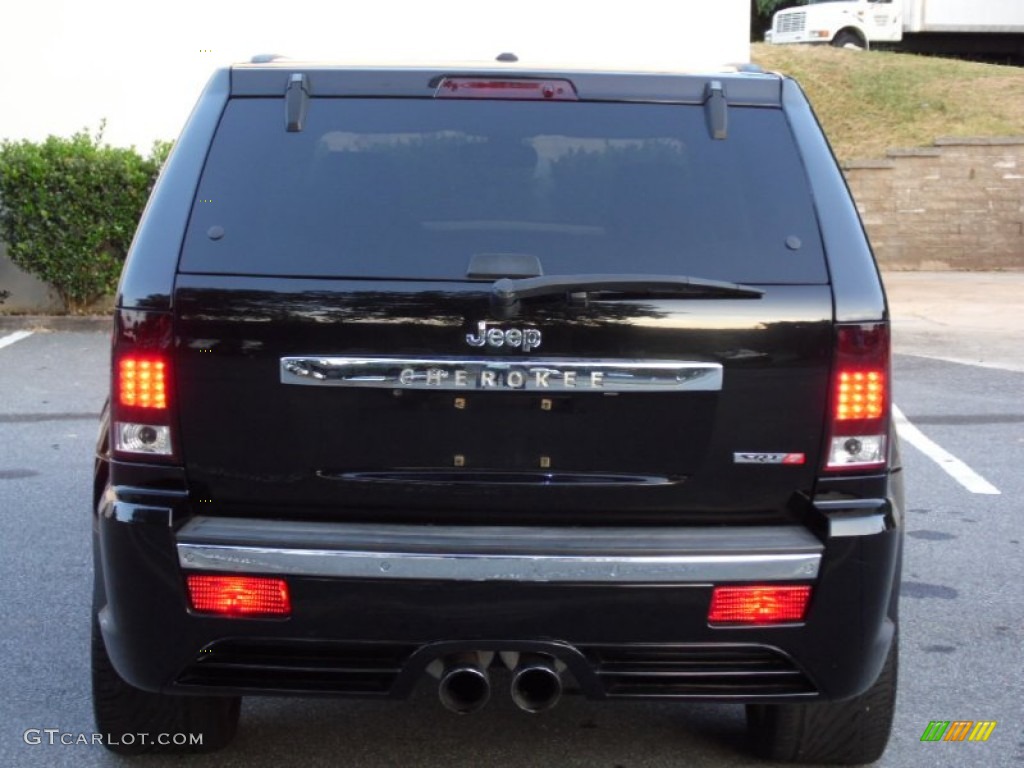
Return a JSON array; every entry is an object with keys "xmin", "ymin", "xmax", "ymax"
[{"xmin": 844, "ymin": 138, "xmax": 1024, "ymax": 270}]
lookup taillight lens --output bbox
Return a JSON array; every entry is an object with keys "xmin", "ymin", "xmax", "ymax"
[
  {"xmin": 835, "ymin": 370, "xmax": 884, "ymax": 421},
  {"xmin": 826, "ymin": 323, "xmax": 889, "ymax": 471},
  {"xmin": 111, "ymin": 310, "xmax": 175, "ymax": 458},
  {"xmin": 186, "ymin": 574, "xmax": 292, "ymax": 618},
  {"xmin": 708, "ymin": 585, "xmax": 811, "ymax": 625},
  {"xmin": 118, "ymin": 357, "xmax": 169, "ymax": 409}
]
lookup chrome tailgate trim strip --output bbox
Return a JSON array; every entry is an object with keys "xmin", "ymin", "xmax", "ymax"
[{"xmin": 280, "ymin": 356, "xmax": 723, "ymax": 393}]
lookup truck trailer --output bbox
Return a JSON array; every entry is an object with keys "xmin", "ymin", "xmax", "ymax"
[{"xmin": 768, "ymin": 0, "xmax": 1024, "ymax": 57}]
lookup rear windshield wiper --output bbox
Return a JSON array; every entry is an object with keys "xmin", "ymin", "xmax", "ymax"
[{"xmin": 491, "ymin": 274, "xmax": 763, "ymax": 316}]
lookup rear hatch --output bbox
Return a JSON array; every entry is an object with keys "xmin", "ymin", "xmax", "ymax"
[{"xmin": 173, "ymin": 73, "xmax": 833, "ymax": 524}]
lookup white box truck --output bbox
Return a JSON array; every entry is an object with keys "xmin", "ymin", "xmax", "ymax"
[{"xmin": 768, "ymin": 0, "xmax": 1024, "ymax": 56}]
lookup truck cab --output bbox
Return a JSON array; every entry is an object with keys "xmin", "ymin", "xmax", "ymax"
[{"xmin": 770, "ymin": 0, "xmax": 903, "ymax": 48}]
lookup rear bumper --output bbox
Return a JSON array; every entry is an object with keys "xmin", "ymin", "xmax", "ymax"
[
  {"xmin": 95, "ymin": 486, "xmax": 901, "ymax": 704},
  {"xmin": 176, "ymin": 517, "xmax": 823, "ymax": 584}
]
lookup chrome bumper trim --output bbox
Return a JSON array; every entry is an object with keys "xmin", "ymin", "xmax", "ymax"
[
  {"xmin": 177, "ymin": 518, "xmax": 821, "ymax": 584},
  {"xmin": 828, "ymin": 514, "xmax": 888, "ymax": 538},
  {"xmin": 280, "ymin": 356, "xmax": 723, "ymax": 393},
  {"xmin": 815, "ymin": 499, "xmax": 894, "ymax": 538}
]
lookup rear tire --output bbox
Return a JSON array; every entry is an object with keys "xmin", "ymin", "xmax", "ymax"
[
  {"xmin": 746, "ymin": 636, "xmax": 897, "ymax": 764},
  {"xmin": 91, "ymin": 614, "xmax": 240, "ymax": 754}
]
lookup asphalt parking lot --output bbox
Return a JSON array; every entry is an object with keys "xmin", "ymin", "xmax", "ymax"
[{"xmin": 1, "ymin": 272, "xmax": 1022, "ymax": 767}]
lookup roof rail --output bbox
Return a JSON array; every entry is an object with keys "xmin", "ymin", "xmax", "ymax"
[{"xmin": 251, "ymin": 53, "xmax": 287, "ymax": 64}]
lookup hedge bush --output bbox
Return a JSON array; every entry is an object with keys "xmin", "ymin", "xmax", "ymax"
[{"xmin": 0, "ymin": 127, "xmax": 171, "ymax": 312}]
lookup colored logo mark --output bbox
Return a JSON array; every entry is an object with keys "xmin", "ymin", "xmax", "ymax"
[{"xmin": 920, "ymin": 721, "xmax": 997, "ymax": 742}]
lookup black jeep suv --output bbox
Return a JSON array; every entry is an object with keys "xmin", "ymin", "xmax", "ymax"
[{"xmin": 92, "ymin": 56, "xmax": 903, "ymax": 763}]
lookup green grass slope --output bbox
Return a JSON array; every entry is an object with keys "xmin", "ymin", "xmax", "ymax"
[{"xmin": 752, "ymin": 44, "xmax": 1024, "ymax": 162}]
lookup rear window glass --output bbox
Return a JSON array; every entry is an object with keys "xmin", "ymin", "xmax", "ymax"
[{"xmin": 181, "ymin": 97, "xmax": 826, "ymax": 283}]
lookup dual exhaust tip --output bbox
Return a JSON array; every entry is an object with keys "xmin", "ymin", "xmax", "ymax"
[{"xmin": 438, "ymin": 652, "xmax": 562, "ymax": 715}]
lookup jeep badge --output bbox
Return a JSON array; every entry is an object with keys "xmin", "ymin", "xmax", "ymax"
[{"xmin": 465, "ymin": 321, "xmax": 542, "ymax": 352}]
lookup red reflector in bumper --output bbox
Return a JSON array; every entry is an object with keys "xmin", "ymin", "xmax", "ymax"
[
  {"xmin": 186, "ymin": 575, "xmax": 291, "ymax": 618},
  {"xmin": 708, "ymin": 585, "xmax": 811, "ymax": 625}
]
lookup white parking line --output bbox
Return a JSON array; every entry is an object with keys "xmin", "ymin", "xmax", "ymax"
[
  {"xmin": 0, "ymin": 330, "xmax": 33, "ymax": 350},
  {"xmin": 893, "ymin": 405, "xmax": 1001, "ymax": 495},
  {"xmin": 898, "ymin": 351, "xmax": 1024, "ymax": 374}
]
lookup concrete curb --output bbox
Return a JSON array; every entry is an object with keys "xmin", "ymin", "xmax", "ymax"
[{"xmin": 0, "ymin": 315, "xmax": 111, "ymax": 332}]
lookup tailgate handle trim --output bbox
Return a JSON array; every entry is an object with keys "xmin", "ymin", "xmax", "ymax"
[{"xmin": 281, "ymin": 357, "xmax": 723, "ymax": 393}]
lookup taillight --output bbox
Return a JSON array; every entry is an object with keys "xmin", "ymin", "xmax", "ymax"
[
  {"xmin": 111, "ymin": 310, "xmax": 175, "ymax": 459},
  {"xmin": 708, "ymin": 585, "xmax": 811, "ymax": 625},
  {"xmin": 825, "ymin": 323, "xmax": 889, "ymax": 471},
  {"xmin": 186, "ymin": 574, "xmax": 292, "ymax": 618},
  {"xmin": 435, "ymin": 77, "xmax": 578, "ymax": 100},
  {"xmin": 118, "ymin": 357, "xmax": 169, "ymax": 409}
]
